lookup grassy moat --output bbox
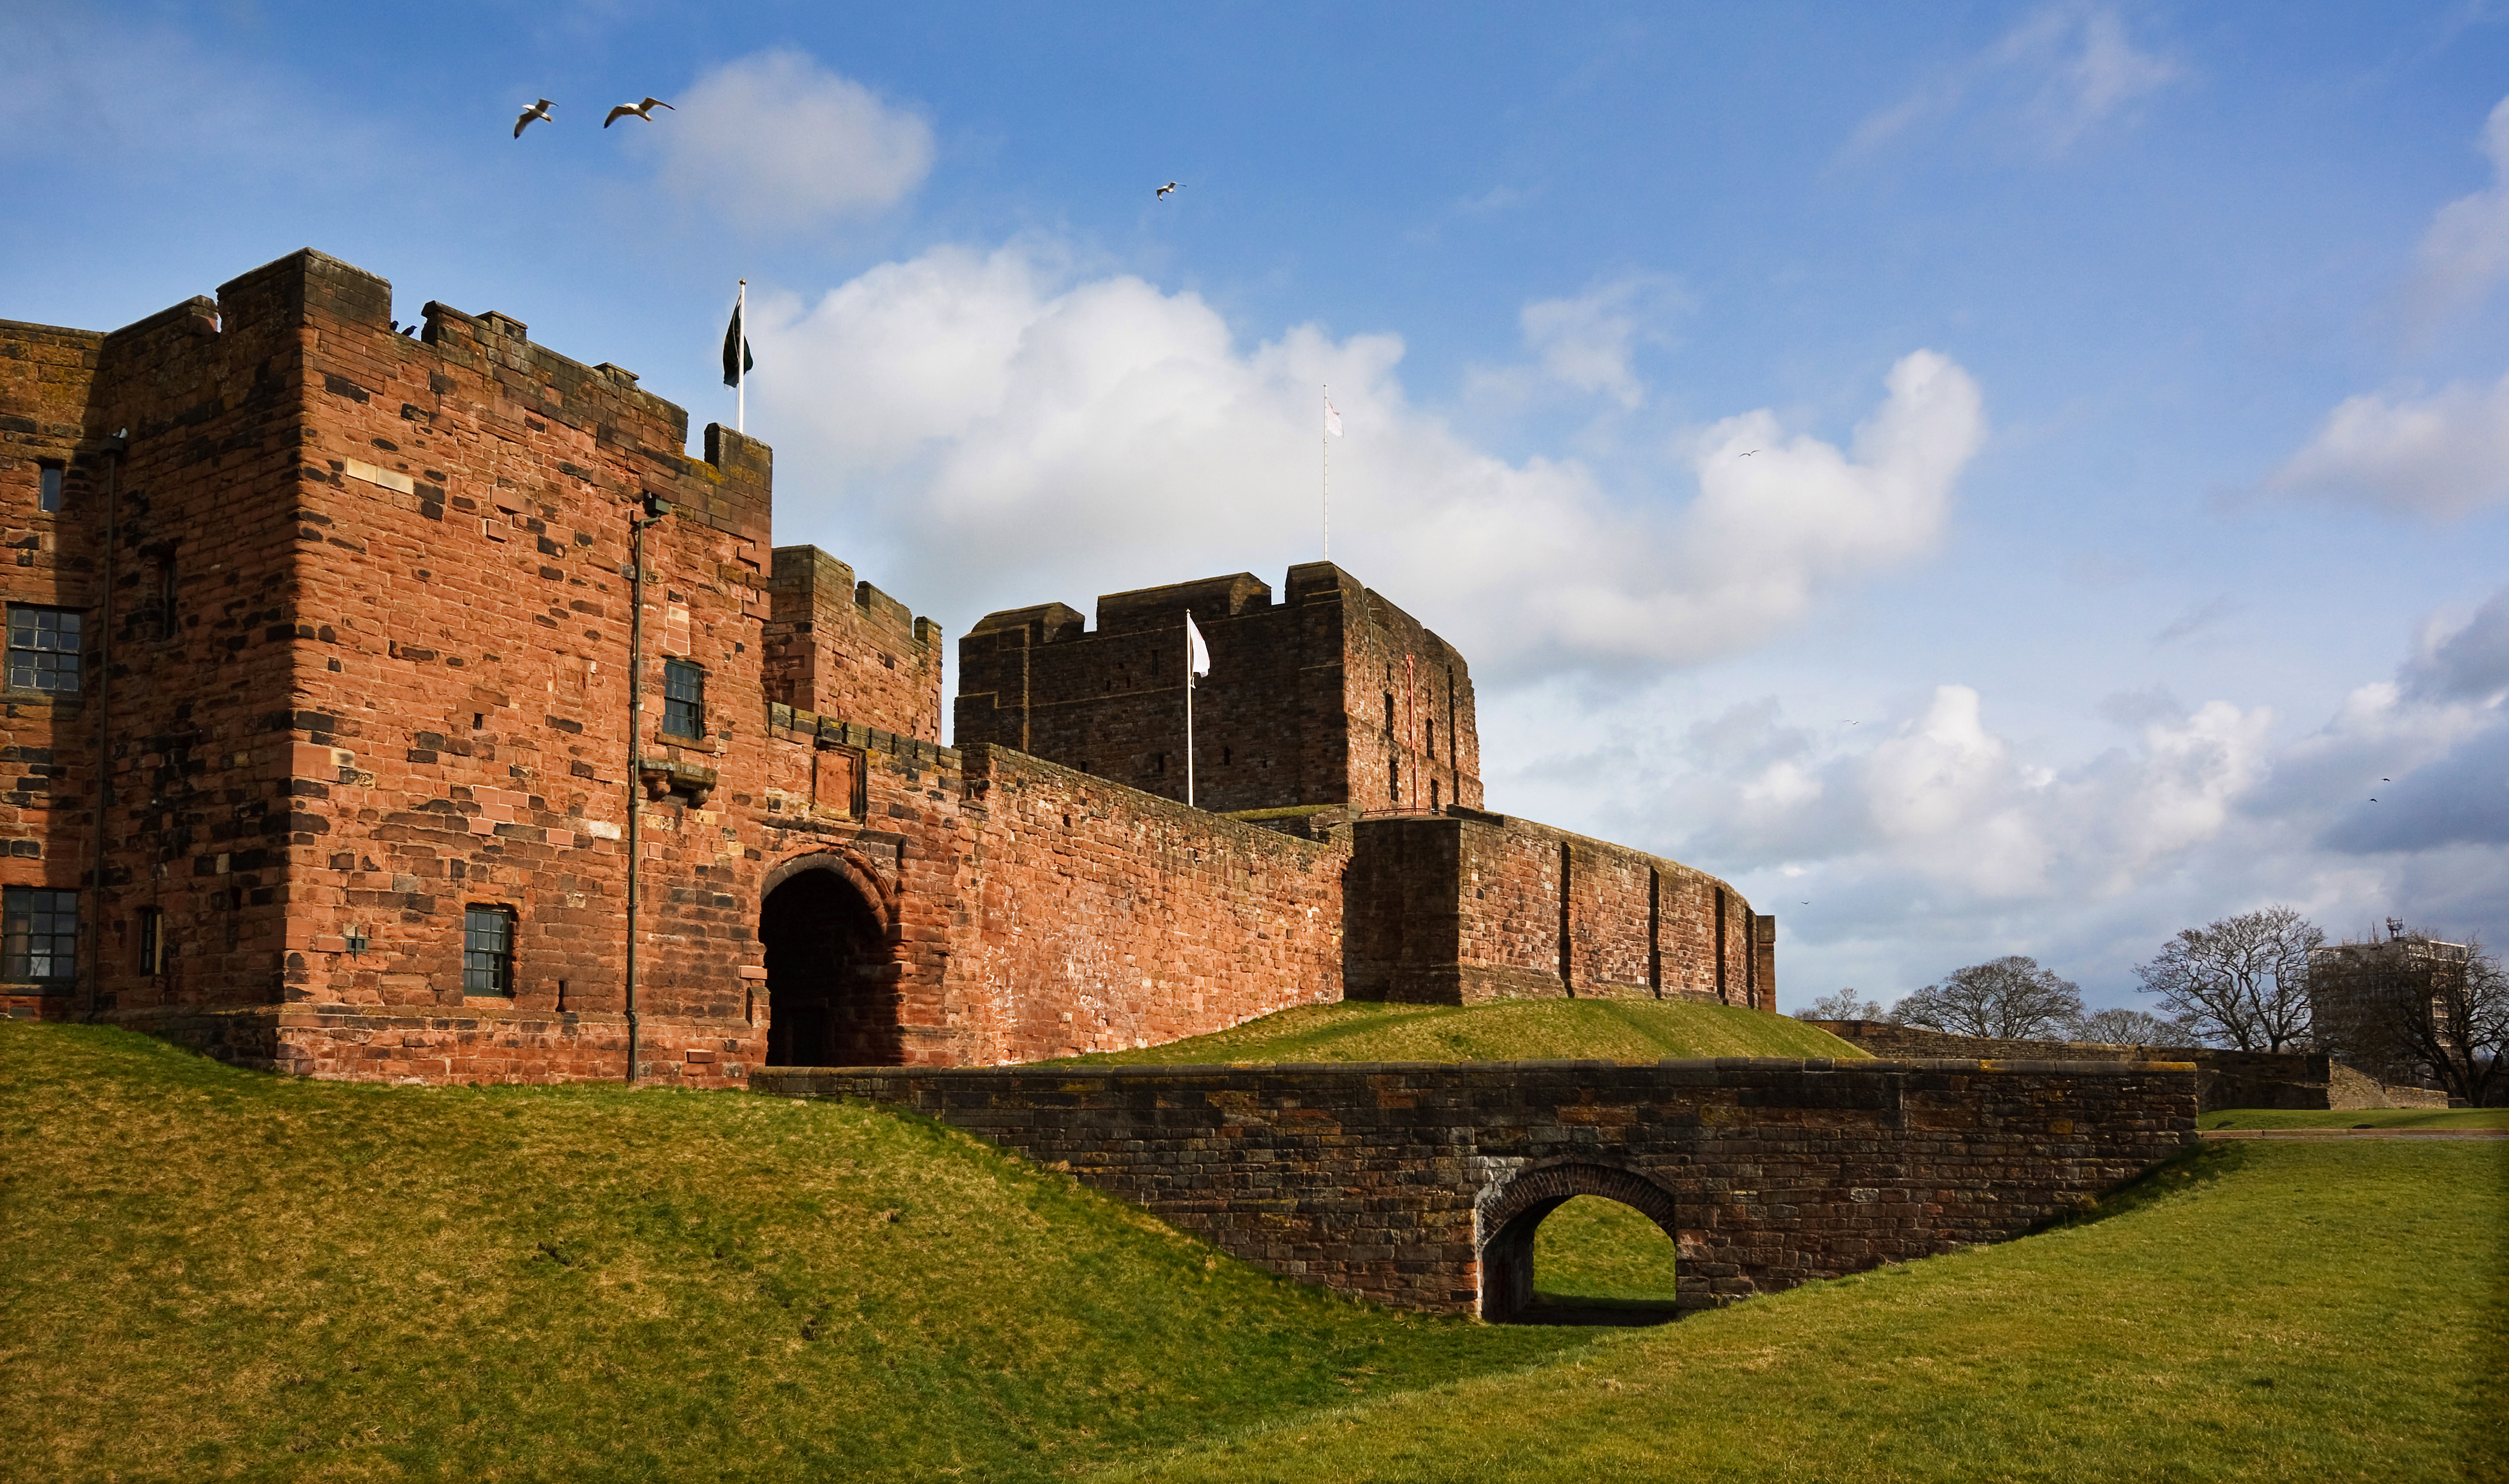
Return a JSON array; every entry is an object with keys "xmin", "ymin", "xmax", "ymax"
[
  {"xmin": 4, "ymin": 1017, "xmax": 2499, "ymax": 1482},
  {"xmin": 1047, "ymin": 996, "xmax": 1869, "ymax": 1066}
]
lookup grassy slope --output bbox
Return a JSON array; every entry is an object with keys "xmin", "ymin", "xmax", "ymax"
[
  {"xmin": 2205, "ymin": 1107, "xmax": 2509, "ymax": 1130},
  {"xmin": 1052, "ymin": 998, "xmax": 1866, "ymax": 1066},
  {"xmin": 1092, "ymin": 1139, "xmax": 2509, "ymax": 1483},
  {"xmin": 0, "ymin": 1023, "xmax": 1594, "ymax": 1483},
  {"xmin": 10, "ymin": 1021, "xmax": 2501, "ymax": 1483}
]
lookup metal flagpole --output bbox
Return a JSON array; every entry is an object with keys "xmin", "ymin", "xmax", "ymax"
[
  {"xmin": 1185, "ymin": 619, "xmax": 1196, "ymax": 809},
  {"xmin": 736, "ymin": 280, "xmax": 747, "ymax": 435},
  {"xmin": 1320, "ymin": 385, "xmax": 1330, "ymax": 560}
]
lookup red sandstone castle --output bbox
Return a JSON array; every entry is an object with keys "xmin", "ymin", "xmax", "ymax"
[{"xmin": 0, "ymin": 249, "xmax": 1774, "ymax": 1083}]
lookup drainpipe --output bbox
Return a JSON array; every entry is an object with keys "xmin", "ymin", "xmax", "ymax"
[
  {"xmin": 622, "ymin": 494, "xmax": 668, "ymax": 1081},
  {"xmin": 84, "ymin": 430, "xmax": 127, "ymax": 1023}
]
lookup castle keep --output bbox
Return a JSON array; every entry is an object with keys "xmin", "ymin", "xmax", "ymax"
[{"xmin": 1, "ymin": 249, "xmax": 1773, "ymax": 1083}]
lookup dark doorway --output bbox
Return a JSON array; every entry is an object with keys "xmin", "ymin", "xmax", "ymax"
[{"xmin": 760, "ymin": 869, "xmax": 899, "ymax": 1066}]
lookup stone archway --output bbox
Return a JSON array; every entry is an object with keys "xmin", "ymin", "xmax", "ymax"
[
  {"xmin": 760, "ymin": 861, "xmax": 901, "ymax": 1068},
  {"xmin": 1475, "ymin": 1161, "xmax": 1682, "ymax": 1323}
]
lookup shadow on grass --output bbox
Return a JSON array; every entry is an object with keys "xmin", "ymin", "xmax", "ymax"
[
  {"xmin": 1521, "ymin": 1295, "xmax": 1681, "ymax": 1327},
  {"xmin": 2042, "ymin": 1140, "xmax": 2250, "ymax": 1235}
]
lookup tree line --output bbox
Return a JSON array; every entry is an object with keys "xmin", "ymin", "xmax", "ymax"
[{"xmin": 1798, "ymin": 906, "xmax": 2507, "ymax": 1105}]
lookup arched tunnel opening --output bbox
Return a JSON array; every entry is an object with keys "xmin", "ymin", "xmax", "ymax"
[{"xmin": 1480, "ymin": 1166, "xmax": 1683, "ymax": 1325}]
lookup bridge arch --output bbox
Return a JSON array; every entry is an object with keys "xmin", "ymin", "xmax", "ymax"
[
  {"xmin": 760, "ymin": 849, "xmax": 903, "ymax": 1068},
  {"xmin": 1475, "ymin": 1160, "xmax": 1681, "ymax": 1323}
]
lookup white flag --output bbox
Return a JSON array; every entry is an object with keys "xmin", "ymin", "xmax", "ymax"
[
  {"xmin": 1185, "ymin": 610, "xmax": 1210, "ymax": 683},
  {"xmin": 1323, "ymin": 395, "xmax": 1342, "ymax": 437}
]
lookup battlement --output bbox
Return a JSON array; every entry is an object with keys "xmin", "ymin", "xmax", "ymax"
[
  {"xmin": 956, "ymin": 561, "xmax": 1483, "ymax": 816},
  {"xmin": 763, "ymin": 545, "xmax": 943, "ymax": 741},
  {"xmin": 17, "ymin": 247, "xmax": 773, "ymax": 545}
]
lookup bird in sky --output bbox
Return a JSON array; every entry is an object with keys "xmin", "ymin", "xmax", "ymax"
[
  {"xmin": 1157, "ymin": 181, "xmax": 1182, "ymax": 199},
  {"xmin": 514, "ymin": 99, "xmax": 555, "ymax": 137},
  {"xmin": 605, "ymin": 97, "xmax": 675, "ymax": 127},
  {"xmin": 1740, "ymin": 449, "xmax": 1759, "ymax": 457}
]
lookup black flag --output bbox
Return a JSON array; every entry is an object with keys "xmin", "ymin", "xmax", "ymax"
[{"xmin": 721, "ymin": 301, "xmax": 753, "ymax": 388}]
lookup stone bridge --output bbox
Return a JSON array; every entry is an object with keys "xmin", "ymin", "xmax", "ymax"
[{"xmin": 750, "ymin": 1057, "xmax": 2197, "ymax": 1320}]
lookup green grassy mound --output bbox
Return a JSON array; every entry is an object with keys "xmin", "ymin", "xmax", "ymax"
[
  {"xmin": 1530, "ymin": 1196, "xmax": 1681, "ymax": 1311},
  {"xmin": 0, "ymin": 1022, "xmax": 1592, "ymax": 1482},
  {"xmin": 1095, "ymin": 1138, "xmax": 2508, "ymax": 1483},
  {"xmin": 8, "ymin": 1020, "xmax": 2500, "ymax": 1483},
  {"xmin": 1050, "ymin": 998, "xmax": 1866, "ymax": 1066},
  {"xmin": 2203, "ymin": 1106, "xmax": 2508, "ymax": 1131}
]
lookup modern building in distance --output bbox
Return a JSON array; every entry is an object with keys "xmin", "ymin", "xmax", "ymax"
[{"xmin": 1, "ymin": 247, "xmax": 1774, "ymax": 1083}]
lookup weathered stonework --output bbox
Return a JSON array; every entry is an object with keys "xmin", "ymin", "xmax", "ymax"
[
  {"xmin": 754, "ymin": 1057, "xmax": 2199, "ymax": 1318},
  {"xmin": 1806, "ymin": 1020, "xmax": 2329, "ymax": 1111},
  {"xmin": 2, "ymin": 247, "xmax": 1776, "ymax": 1081},
  {"xmin": 955, "ymin": 563, "xmax": 1483, "ymax": 815}
]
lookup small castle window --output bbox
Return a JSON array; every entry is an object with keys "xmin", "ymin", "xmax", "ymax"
[
  {"xmin": 1426, "ymin": 720, "xmax": 1435, "ymax": 756},
  {"xmin": 1388, "ymin": 750, "xmax": 1400, "ymax": 803},
  {"xmin": 137, "ymin": 908, "xmax": 165, "ymax": 974},
  {"xmin": 7, "ymin": 605, "xmax": 83, "ymax": 694},
  {"xmin": 1152, "ymin": 752, "xmax": 1168, "ymax": 776},
  {"xmin": 1383, "ymin": 693, "xmax": 1394, "ymax": 735},
  {"xmin": 1431, "ymin": 779, "xmax": 1440, "ymax": 811},
  {"xmin": 463, "ymin": 904, "xmax": 515, "ymax": 996},
  {"xmin": 154, "ymin": 558, "xmax": 178, "ymax": 640},
  {"xmin": 38, "ymin": 464, "xmax": 64, "ymax": 513},
  {"xmin": 2, "ymin": 887, "xmax": 79, "ymax": 984},
  {"xmin": 662, "ymin": 658, "xmax": 705, "ymax": 738}
]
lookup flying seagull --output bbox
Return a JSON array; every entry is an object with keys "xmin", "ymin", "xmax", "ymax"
[
  {"xmin": 1157, "ymin": 181, "xmax": 1182, "ymax": 199},
  {"xmin": 605, "ymin": 97, "xmax": 675, "ymax": 127},
  {"xmin": 1740, "ymin": 449, "xmax": 1759, "ymax": 457},
  {"xmin": 514, "ymin": 99, "xmax": 555, "ymax": 137}
]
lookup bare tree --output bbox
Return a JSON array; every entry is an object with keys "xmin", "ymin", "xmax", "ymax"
[
  {"xmin": 2067, "ymin": 1007, "xmax": 2191, "ymax": 1045},
  {"xmin": 1798, "ymin": 989, "xmax": 1887, "ymax": 1021},
  {"xmin": 2135, "ymin": 906, "xmax": 2322, "ymax": 1052},
  {"xmin": 1891, "ymin": 957, "xmax": 2084, "ymax": 1039}
]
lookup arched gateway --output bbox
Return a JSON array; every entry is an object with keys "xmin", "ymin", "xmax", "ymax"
[{"xmin": 759, "ymin": 856, "xmax": 902, "ymax": 1067}]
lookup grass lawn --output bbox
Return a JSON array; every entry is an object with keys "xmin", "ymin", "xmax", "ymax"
[
  {"xmin": 0, "ymin": 1022, "xmax": 1593, "ymax": 1482},
  {"xmin": 1049, "ymin": 998, "xmax": 1865, "ymax": 1066},
  {"xmin": 8, "ymin": 1020, "xmax": 2500, "ymax": 1483},
  {"xmin": 2203, "ymin": 1107, "xmax": 2509, "ymax": 1131},
  {"xmin": 1091, "ymin": 1138, "xmax": 2508, "ymax": 1483}
]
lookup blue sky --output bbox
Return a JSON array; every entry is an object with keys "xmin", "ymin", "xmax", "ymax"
[{"xmin": 9, "ymin": 2, "xmax": 2508, "ymax": 1012}]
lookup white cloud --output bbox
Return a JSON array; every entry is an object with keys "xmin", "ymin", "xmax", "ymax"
[
  {"xmin": 1508, "ymin": 582, "xmax": 2509, "ymax": 1009},
  {"xmin": 2265, "ymin": 368, "xmax": 2509, "ymax": 518},
  {"xmin": 1514, "ymin": 275, "xmax": 1687, "ymax": 408},
  {"xmin": 2408, "ymin": 94, "xmax": 2509, "ymax": 322},
  {"xmin": 654, "ymin": 50, "xmax": 934, "ymax": 233},
  {"xmin": 753, "ymin": 243, "xmax": 1985, "ymax": 681},
  {"xmin": 1847, "ymin": 4, "xmax": 2181, "ymax": 158}
]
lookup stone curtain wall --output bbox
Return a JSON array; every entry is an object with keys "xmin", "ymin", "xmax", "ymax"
[
  {"xmin": 754, "ymin": 1057, "xmax": 2197, "ymax": 1318},
  {"xmin": 1347, "ymin": 810, "xmax": 1772, "ymax": 1008},
  {"xmin": 955, "ymin": 744, "xmax": 1348, "ymax": 1061},
  {"xmin": 1807, "ymin": 1021, "xmax": 2329, "ymax": 1111},
  {"xmin": 751, "ymin": 717, "xmax": 1350, "ymax": 1068},
  {"xmin": 955, "ymin": 562, "xmax": 1484, "ymax": 817}
]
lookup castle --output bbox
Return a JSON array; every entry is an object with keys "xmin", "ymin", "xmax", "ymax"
[{"xmin": 0, "ymin": 249, "xmax": 1773, "ymax": 1083}]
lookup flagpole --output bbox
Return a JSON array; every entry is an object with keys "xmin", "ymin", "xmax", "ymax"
[
  {"xmin": 1184, "ymin": 615, "xmax": 1196, "ymax": 809},
  {"xmin": 736, "ymin": 280, "xmax": 747, "ymax": 435},
  {"xmin": 1320, "ymin": 385, "xmax": 1330, "ymax": 561}
]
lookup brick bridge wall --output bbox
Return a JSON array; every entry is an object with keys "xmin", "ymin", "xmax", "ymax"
[
  {"xmin": 753, "ymin": 1057, "xmax": 2197, "ymax": 1319},
  {"xmin": 1807, "ymin": 1021, "xmax": 2329, "ymax": 1112}
]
